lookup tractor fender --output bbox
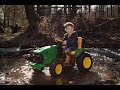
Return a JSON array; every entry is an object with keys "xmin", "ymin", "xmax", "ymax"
[
  {"xmin": 76, "ymin": 50, "xmax": 91, "ymax": 59},
  {"xmin": 75, "ymin": 50, "xmax": 85, "ymax": 58},
  {"xmin": 75, "ymin": 47, "xmax": 90, "ymax": 58}
]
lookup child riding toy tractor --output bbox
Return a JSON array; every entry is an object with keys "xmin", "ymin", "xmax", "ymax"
[{"xmin": 27, "ymin": 36, "xmax": 93, "ymax": 77}]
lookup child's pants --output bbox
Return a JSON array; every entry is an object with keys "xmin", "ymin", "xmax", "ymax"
[
  {"xmin": 66, "ymin": 47, "xmax": 76, "ymax": 55},
  {"xmin": 64, "ymin": 47, "xmax": 76, "ymax": 63}
]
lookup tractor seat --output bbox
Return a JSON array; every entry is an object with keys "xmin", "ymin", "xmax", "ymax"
[{"xmin": 70, "ymin": 37, "xmax": 83, "ymax": 55}]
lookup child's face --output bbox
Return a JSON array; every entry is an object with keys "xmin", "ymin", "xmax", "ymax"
[{"xmin": 65, "ymin": 25, "xmax": 74, "ymax": 34}]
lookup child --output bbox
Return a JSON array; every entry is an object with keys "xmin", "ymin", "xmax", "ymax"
[{"xmin": 62, "ymin": 22, "xmax": 78, "ymax": 64}]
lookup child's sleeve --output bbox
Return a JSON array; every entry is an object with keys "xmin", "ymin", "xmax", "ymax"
[{"xmin": 63, "ymin": 33, "xmax": 67, "ymax": 40}]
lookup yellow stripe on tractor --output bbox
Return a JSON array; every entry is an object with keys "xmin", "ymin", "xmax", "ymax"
[{"xmin": 77, "ymin": 37, "xmax": 82, "ymax": 49}]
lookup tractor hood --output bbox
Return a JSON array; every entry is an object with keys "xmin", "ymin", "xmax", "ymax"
[{"xmin": 33, "ymin": 45, "xmax": 57, "ymax": 54}]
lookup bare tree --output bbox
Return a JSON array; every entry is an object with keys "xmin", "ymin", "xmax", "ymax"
[
  {"xmin": 118, "ymin": 5, "xmax": 120, "ymax": 17},
  {"xmin": 68, "ymin": 5, "xmax": 72, "ymax": 14},
  {"xmin": 84, "ymin": 5, "xmax": 87, "ymax": 17},
  {"xmin": 64, "ymin": 5, "xmax": 67, "ymax": 15},
  {"xmin": 102, "ymin": 5, "xmax": 104, "ymax": 18},
  {"xmin": 99, "ymin": 5, "xmax": 104, "ymax": 18},
  {"xmin": 24, "ymin": 5, "xmax": 40, "ymax": 33},
  {"xmin": 88, "ymin": 5, "xmax": 91, "ymax": 18},
  {"xmin": 47, "ymin": 5, "xmax": 51, "ymax": 17},
  {"xmin": 106, "ymin": 6, "xmax": 109, "ymax": 17},
  {"xmin": 71, "ymin": 5, "xmax": 76, "ymax": 16},
  {"xmin": 111, "ymin": 5, "xmax": 112, "ymax": 17},
  {"xmin": 3, "ymin": 6, "xmax": 6, "ymax": 30}
]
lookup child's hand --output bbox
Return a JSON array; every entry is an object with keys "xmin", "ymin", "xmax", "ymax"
[{"xmin": 62, "ymin": 40, "xmax": 67, "ymax": 45}]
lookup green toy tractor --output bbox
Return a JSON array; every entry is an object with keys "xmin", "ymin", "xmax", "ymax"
[{"xmin": 28, "ymin": 37, "xmax": 93, "ymax": 77}]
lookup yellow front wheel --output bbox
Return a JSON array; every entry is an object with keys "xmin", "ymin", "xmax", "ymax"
[
  {"xmin": 50, "ymin": 61, "xmax": 63, "ymax": 77},
  {"xmin": 76, "ymin": 53, "xmax": 93, "ymax": 73},
  {"xmin": 55, "ymin": 64, "xmax": 62, "ymax": 75}
]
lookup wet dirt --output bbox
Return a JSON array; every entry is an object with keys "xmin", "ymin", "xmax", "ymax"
[{"xmin": 0, "ymin": 48, "xmax": 119, "ymax": 85}]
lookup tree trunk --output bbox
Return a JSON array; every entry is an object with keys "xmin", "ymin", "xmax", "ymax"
[
  {"xmin": 81, "ymin": 5, "xmax": 82, "ymax": 17},
  {"xmin": 107, "ymin": 6, "xmax": 108, "ymax": 17},
  {"xmin": 24, "ymin": 5, "xmax": 39, "ymax": 25},
  {"xmin": 99, "ymin": 5, "xmax": 104, "ymax": 18},
  {"xmin": 88, "ymin": 5, "xmax": 91, "ymax": 18},
  {"xmin": 3, "ymin": 7, "xmax": 6, "ymax": 31},
  {"xmin": 47, "ymin": 5, "xmax": 51, "ymax": 17},
  {"xmin": 111, "ymin": 5, "xmax": 112, "ymax": 17},
  {"xmin": 54, "ymin": 5, "xmax": 58, "ymax": 14},
  {"xmin": 24, "ymin": 5, "xmax": 40, "ymax": 33},
  {"xmin": 72, "ymin": 5, "xmax": 76, "ymax": 16},
  {"xmin": 84, "ymin": 5, "xmax": 87, "ymax": 17},
  {"xmin": 99, "ymin": 5, "xmax": 101, "ymax": 18},
  {"xmin": 95, "ymin": 7, "xmax": 97, "ymax": 18},
  {"xmin": 102, "ymin": 5, "xmax": 104, "ymax": 18},
  {"xmin": 13, "ymin": 8, "xmax": 16, "ymax": 26},
  {"xmin": 37, "ymin": 5, "xmax": 40, "ymax": 17},
  {"xmin": 64, "ymin": 5, "xmax": 67, "ymax": 15},
  {"xmin": 7, "ymin": 15, "xmax": 9, "ymax": 27},
  {"xmin": 118, "ymin": 5, "xmax": 120, "ymax": 17},
  {"xmin": 68, "ymin": 5, "xmax": 72, "ymax": 15}
]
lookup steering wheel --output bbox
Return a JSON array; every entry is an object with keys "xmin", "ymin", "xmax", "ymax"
[
  {"xmin": 54, "ymin": 38, "xmax": 63, "ymax": 43},
  {"xmin": 52, "ymin": 37, "xmax": 64, "ymax": 47}
]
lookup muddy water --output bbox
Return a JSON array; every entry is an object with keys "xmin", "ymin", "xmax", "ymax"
[
  {"xmin": 0, "ymin": 58, "xmax": 33, "ymax": 85},
  {"xmin": 0, "ymin": 48, "xmax": 119, "ymax": 85},
  {"xmin": 30, "ymin": 68, "xmax": 100, "ymax": 85},
  {"xmin": 0, "ymin": 57, "xmax": 100, "ymax": 85},
  {"xmin": 89, "ymin": 48, "xmax": 120, "ymax": 85}
]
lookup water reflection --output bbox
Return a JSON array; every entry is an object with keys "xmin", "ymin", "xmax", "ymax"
[{"xmin": 30, "ymin": 67, "xmax": 100, "ymax": 85}]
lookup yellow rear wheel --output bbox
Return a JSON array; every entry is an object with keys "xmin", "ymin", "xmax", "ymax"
[
  {"xmin": 76, "ymin": 53, "xmax": 93, "ymax": 72},
  {"xmin": 83, "ymin": 57, "xmax": 91, "ymax": 69}
]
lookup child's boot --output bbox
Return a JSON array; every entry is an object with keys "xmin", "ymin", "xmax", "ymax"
[{"xmin": 64, "ymin": 55, "xmax": 71, "ymax": 65}]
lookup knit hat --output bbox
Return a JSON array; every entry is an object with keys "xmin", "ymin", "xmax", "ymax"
[{"xmin": 63, "ymin": 22, "xmax": 74, "ymax": 27}]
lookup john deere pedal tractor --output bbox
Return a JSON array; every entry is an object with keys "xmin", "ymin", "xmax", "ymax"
[{"xmin": 28, "ymin": 37, "xmax": 93, "ymax": 77}]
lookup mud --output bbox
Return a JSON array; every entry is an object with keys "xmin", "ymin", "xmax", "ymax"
[{"xmin": 0, "ymin": 48, "xmax": 119, "ymax": 85}]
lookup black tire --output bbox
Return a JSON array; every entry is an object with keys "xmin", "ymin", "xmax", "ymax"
[
  {"xmin": 49, "ymin": 61, "xmax": 63, "ymax": 77},
  {"xmin": 76, "ymin": 52, "xmax": 93, "ymax": 73}
]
